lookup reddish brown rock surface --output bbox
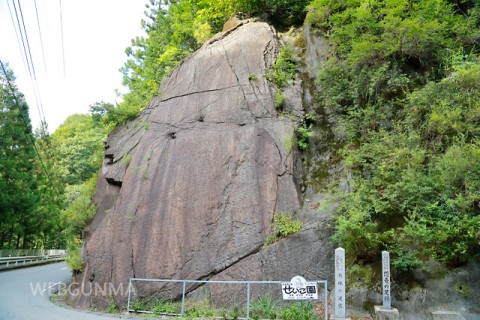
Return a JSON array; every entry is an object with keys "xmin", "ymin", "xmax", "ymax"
[{"xmin": 67, "ymin": 22, "xmax": 333, "ymax": 308}]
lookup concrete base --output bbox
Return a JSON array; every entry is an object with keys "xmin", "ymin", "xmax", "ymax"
[
  {"xmin": 374, "ymin": 305, "xmax": 400, "ymax": 320},
  {"xmin": 431, "ymin": 311, "xmax": 465, "ymax": 320},
  {"xmin": 330, "ymin": 317, "xmax": 352, "ymax": 320}
]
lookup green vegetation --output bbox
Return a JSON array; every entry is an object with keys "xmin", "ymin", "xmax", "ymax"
[
  {"xmin": 250, "ymin": 295, "xmax": 277, "ymax": 320},
  {"xmin": 266, "ymin": 46, "xmax": 297, "ymax": 88},
  {"xmin": 307, "ymin": 0, "xmax": 480, "ymax": 268},
  {"xmin": 152, "ymin": 300, "xmax": 180, "ymax": 315},
  {"xmin": 0, "ymin": 62, "xmax": 106, "ymax": 257},
  {"xmin": 119, "ymin": 1, "xmax": 307, "ymax": 125},
  {"xmin": 65, "ymin": 243, "xmax": 84, "ymax": 272},
  {"xmin": 278, "ymin": 302, "xmax": 319, "ymax": 320},
  {"xmin": 296, "ymin": 124, "xmax": 313, "ymax": 151},
  {"xmin": 0, "ymin": 63, "xmax": 65, "ymax": 249},
  {"xmin": 248, "ymin": 73, "xmax": 257, "ymax": 81},
  {"xmin": 265, "ymin": 212, "xmax": 303, "ymax": 246},
  {"xmin": 275, "ymin": 90, "xmax": 286, "ymax": 109},
  {"xmin": 284, "ymin": 132, "xmax": 294, "ymax": 153}
]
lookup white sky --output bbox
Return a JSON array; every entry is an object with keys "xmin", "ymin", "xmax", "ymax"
[{"xmin": 0, "ymin": 0, "xmax": 148, "ymax": 132}]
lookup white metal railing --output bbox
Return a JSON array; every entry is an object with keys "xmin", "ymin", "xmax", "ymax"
[
  {"xmin": 0, "ymin": 249, "xmax": 66, "ymax": 257},
  {"xmin": 127, "ymin": 278, "xmax": 328, "ymax": 320},
  {"xmin": 0, "ymin": 254, "xmax": 66, "ymax": 270}
]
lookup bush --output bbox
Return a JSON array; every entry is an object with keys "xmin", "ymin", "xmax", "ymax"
[
  {"xmin": 308, "ymin": 0, "xmax": 480, "ymax": 269},
  {"xmin": 65, "ymin": 244, "xmax": 84, "ymax": 272}
]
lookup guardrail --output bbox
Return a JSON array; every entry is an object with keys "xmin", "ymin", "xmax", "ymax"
[
  {"xmin": 0, "ymin": 249, "xmax": 66, "ymax": 257},
  {"xmin": 0, "ymin": 254, "xmax": 66, "ymax": 270}
]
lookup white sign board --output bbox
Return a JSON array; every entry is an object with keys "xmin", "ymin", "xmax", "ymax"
[{"xmin": 281, "ymin": 276, "xmax": 318, "ymax": 300}]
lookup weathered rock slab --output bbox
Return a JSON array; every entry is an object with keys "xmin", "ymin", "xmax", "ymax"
[{"xmin": 67, "ymin": 22, "xmax": 320, "ymax": 308}]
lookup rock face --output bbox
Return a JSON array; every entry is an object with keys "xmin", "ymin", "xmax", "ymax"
[{"xmin": 67, "ymin": 22, "xmax": 333, "ymax": 308}]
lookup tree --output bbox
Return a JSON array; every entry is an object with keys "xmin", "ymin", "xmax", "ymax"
[
  {"xmin": 0, "ymin": 62, "xmax": 39, "ymax": 248},
  {"xmin": 51, "ymin": 114, "xmax": 105, "ymax": 185}
]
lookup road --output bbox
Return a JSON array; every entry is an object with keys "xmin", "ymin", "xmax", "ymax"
[{"xmin": 0, "ymin": 262, "xmax": 129, "ymax": 320}]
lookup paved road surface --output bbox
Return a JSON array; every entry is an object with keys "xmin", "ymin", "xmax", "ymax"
[{"xmin": 0, "ymin": 262, "xmax": 128, "ymax": 320}]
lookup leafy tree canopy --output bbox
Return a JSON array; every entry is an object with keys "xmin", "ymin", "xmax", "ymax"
[{"xmin": 308, "ymin": 0, "xmax": 480, "ymax": 268}]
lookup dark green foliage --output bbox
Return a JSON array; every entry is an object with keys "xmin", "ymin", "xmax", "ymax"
[
  {"xmin": 0, "ymin": 63, "xmax": 57, "ymax": 249},
  {"xmin": 309, "ymin": 0, "xmax": 480, "ymax": 268}
]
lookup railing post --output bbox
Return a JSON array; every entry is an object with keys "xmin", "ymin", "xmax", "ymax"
[
  {"xmin": 127, "ymin": 278, "xmax": 132, "ymax": 313},
  {"xmin": 181, "ymin": 280, "xmax": 186, "ymax": 316},
  {"xmin": 324, "ymin": 282, "xmax": 328, "ymax": 320},
  {"xmin": 246, "ymin": 281, "xmax": 251, "ymax": 319}
]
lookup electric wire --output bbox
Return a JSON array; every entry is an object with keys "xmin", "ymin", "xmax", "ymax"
[
  {"xmin": 6, "ymin": 0, "xmax": 28, "ymax": 76},
  {"xmin": 34, "ymin": 0, "xmax": 48, "ymax": 72},
  {"xmin": 11, "ymin": 0, "xmax": 33, "ymax": 79},
  {"xmin": 59, "ymin": 0, "xmax": 66, "ymax": 77},
  {"xmin": 16, "ymin": 0, "xmax": 37, "ymax": 80},
  {"xmin": 0, "ymin": 60, "xmax": 60, "ymax": 199},
  {"xmin": 11, "ymin": 0, "xmax": 48, "ymax": 127}
]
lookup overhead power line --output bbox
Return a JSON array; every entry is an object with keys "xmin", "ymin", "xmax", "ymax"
[
  {"xmin": 16, "ymin": 0, "xmax": 37, "ymax": 80},
  {"xmin": 34, "ymin": 0, "xmax": 48, "ymax": 72},
  {"xmin": 59, "ymin": 0, "xmax": 66, "ymax": 77},
  {"xmin": 10, "ymin": 0, "xmax": 47, "ymax": 127},
  {"xmin": 11, "ymin": 0, "xmax": 34, "ymax": 79},
  {"xmin": 6, "ymin": 0, "xmax": 28, "ymax": 76}
]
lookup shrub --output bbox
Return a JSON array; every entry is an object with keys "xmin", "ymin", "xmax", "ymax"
[{"xmin": 65, "ymin": 244, "xmax": 84, "ymax": 272}]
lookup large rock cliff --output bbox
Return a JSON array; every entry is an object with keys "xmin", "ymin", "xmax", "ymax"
[{"xmin": 67, "ymin": 22, "xmax": 333, "ymax": 308}]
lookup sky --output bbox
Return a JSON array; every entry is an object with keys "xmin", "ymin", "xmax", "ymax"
[{"xmin": 0, "ymin": 0, "xmax": 148, "ymax": 132}]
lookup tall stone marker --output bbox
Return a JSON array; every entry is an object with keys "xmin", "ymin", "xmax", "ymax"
[
  {"xmin": 382, "ymin": 251, "xmax": 391, "ymax": 309},
  {"xmin": 374, "ymin": 251, "xmax": 399, "ymax": 320},
  {"xmin": 335, "ymin": 247, "xmax": 346, "ymax": 318}
]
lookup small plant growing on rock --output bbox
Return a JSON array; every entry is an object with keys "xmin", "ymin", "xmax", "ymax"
[
  {"xmin": 264, "ymin": 212, "xmax": 303, "ymax": 246},
  {"xmin": 266, "ymin": 46, "xmax": 297, "ymax": 88},
  {"xmin": 284, "ymin": 132, "xmax": 294, "ymax": 153},
  {"xmin": 275, "ymin": 90, "xmax": 286, "ymax": 109},
  {"xmin": 297, "ymin": 124, "xmax": 313, "ymax": 151},
  {"xmin": 130, "ymin": 299, "xmax": 145, "ymax": 312},
  {"xmin": 152, "ymin": 300, "xmax": 180, "ymax": 315},
  {"xmin": 107, "ymin": 296, "xmax": 119, "ymax": 313},
  {"xmin": 249, "ymin": 73, "xmax": 257, "ymax": 81}
]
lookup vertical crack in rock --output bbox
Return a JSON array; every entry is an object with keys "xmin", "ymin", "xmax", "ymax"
[
  {"xmin": 220, "ymin": 40, "xmax": 252, "ymax": 114},
  {"xmin": 69, "ymin": 22, "xmax": 311, "ymax": 309}
]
